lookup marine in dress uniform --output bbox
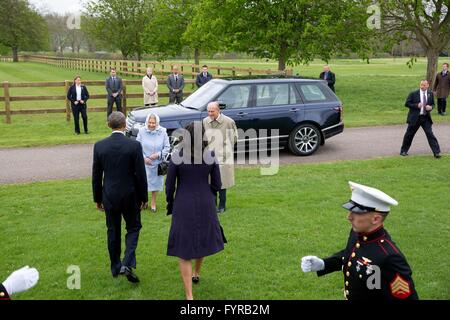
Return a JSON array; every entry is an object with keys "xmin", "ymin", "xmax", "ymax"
[{"xmin": 301, "ymin": 181, "xmax": 418, "ymax": 300}]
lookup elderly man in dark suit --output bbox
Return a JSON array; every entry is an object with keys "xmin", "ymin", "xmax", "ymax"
[
  {"xmin": 319, "ymin": 65, "xmax": 336, "ymax": 92},
  {"xmin": 105, "ymin": 68, "xmax": 123, "ymax": 117},
  {"xmin": 92, "ymin": 112, "xmax": 148, "ymax": 282},
  {"xmin": 400, "ymin": 80, "xmax": 441, "ymax": 158},
  {"xmin": 167, "ymin": 65, "xmax": 185, "ymax": 104}
]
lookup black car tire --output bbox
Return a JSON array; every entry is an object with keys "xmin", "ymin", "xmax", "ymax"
[{"xmin": 288, "ymin": 123, "xmax": 322, "ymax": 156}]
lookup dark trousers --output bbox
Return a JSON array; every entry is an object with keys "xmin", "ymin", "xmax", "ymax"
[
  {"xmin": 169, "ymin": 92, "xmax": 183, "ymax": 104},
  {"xmin": 105, "ymin": 207, "xmax": 142, "ymax": 276},
  {"xmin": 215, "ymin": 189, "xmax": 227, "ymax": 209},
  {"xmin": 71, "ymin": 104, "xmax": 88, "ymax": 134},
  {"xmin": 107, "ymin": 95, "xmax": 122, "ymax": 117},
  {"xmin": 437, "ymin": 98, "xmax": 447, "ymax": 114},
  {"xmin": 401, "ymin": 116, "xmax": 441, "ymax": 155}
]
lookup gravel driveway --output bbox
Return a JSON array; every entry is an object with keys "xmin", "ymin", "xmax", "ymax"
[{"xmin": 1, "ymin": 123, "xmax": 449, "ymax": 185}]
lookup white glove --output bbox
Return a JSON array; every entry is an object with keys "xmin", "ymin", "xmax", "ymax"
[
  {"xmin": 301, "ymin": 256, "xmax": 325, "ymax": 272},
  {"xmin": 2, "ymin": 266, "xmax": 39, "ymax": 295}
]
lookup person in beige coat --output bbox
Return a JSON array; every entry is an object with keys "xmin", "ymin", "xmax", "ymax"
[
  {"xmin": 433, "ymin": 62, "xmax": 450, "ymax": 116},
  {"xmin": 203, "ymin": 101, "xmax": 238, "ymax": 213},
  {"xmin": 142, "ymin": 68, "xmax": 158, "ymax": 107}
]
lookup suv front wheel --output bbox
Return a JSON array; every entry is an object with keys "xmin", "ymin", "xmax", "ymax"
[{"xmin": 288, "ymin": 124, "xmax": 322, "ymax": 156}]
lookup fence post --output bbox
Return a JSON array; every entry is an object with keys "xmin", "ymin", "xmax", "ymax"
[
  {"xmin": 3, "ymin": 81, "xmax": 11, "ymax": 124},
  {"xmin": 65, "ymin": 80, "xmax": 71, "ymax": 122},
  {"xmin": 122, "ymin": 80, "xmax": 127, "ymax": 116}
]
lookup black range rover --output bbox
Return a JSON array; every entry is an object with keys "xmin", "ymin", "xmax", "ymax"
[{"xmin": 126, "ymin": 77, "xmax": 343, "ymax": 156}]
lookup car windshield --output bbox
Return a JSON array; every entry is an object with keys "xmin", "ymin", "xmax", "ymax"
[{"xmin": 181, "ymin": 80, "xmax": 227, "ymax": 110}]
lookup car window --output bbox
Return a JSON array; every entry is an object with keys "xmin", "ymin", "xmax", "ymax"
[
  {"xmin": 217, "ymin": 85, "xmax": 251, "ymax": 109},
  {"xmin": 296, "ymin": 83, "xmax": 337, "ymax": 103},
  {"xmin": 256, "ymin": 83, "xmax": 298, "ymax": 107}
]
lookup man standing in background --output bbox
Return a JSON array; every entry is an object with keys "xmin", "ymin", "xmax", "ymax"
[
  {"xmin": 196, "ymin": 65, "xmax": 213, "ymax": 88},
  {"xmin": 319, "ymin": 65, "xmax": 336, "ymax": 92},
  {"xmin": 167, "ymin": 66, "xmax": 185, "ymax": 104},
  {"xmin": 433, "ymin": 62, "xmax": 450, "ymax": 116},
  {"xmin": 105, "ymin": 68, "xmax": 123, "ymax": 117}
]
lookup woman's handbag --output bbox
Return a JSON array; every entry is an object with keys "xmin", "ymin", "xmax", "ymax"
[{"xmin": 157, "ymin": 161, "xmax": 169, "ymax": 176}]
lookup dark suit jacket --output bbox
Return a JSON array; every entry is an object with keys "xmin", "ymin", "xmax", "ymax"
[
  {"xmin": 92, "ymin": 132, "xmax": 148, "ymax": 211},
  {"xmin": 319, "ymin": 71, "xmax": 336, "ymax": 91},
  {"xmin": 196, "ymin": 72, "xmax": 213, "ymax": 88},
  {"xmin": 105, "ymin": 76, "xmax": 123, "ymax": 97},
  {"xmin": 67, "ymin": 84, "xmax": 89, "ymax": 107},
  {"xmin": 405, "ymin": 89, "xmax": 434, "ymax": 125},
  {"xmin": 167, "ymin": 74, "xmax": 185, "ymax": 92}
]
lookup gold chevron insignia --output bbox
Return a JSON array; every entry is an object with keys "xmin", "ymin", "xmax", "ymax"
[{"xmin": 390, "ymin": 274, "xmax": 411, "ymax": 298}]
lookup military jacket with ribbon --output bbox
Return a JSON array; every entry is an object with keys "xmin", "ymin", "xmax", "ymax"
[{"xmin": 317, "ymin": 226, "xmax": 418, "ymax": 300}]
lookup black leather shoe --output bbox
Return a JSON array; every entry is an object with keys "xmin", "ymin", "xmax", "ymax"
[
  {"xmin": 400, "ymin": 151, "xmax": 408, "ymax": 156},
  {"xmin": 192, "ymin": 276, "xmax": 199, "ymax": 284},
  {"xmin": 123, "ymin": 266, "xmax": 140, "ymax": 283},
  {"xmin": 434, "ymin": 153, "xmax": 441, "ymax": 158}
]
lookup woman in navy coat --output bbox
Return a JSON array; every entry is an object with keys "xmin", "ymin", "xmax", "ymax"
[
  {"xmin": 166, "ymin": 122, "xmax": 225, "ymax": 300},
  {"xmin": 67, "ymin": 75, "xmax": 89, "ymax": 134}
]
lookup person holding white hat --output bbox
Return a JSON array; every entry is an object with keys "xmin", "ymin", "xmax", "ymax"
[{"xmin": 301, "ymin": 181, "xmax": 418, "ymax": 300}]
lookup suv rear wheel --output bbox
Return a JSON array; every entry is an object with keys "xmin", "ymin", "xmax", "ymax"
[{"xmin": 288, "ymin": 124, "xmax": 322, "ymax": 156}]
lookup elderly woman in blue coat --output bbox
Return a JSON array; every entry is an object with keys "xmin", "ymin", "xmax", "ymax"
[{"xmin": 136, "ymin": 113, "xmax": 170, "ymax": 212}]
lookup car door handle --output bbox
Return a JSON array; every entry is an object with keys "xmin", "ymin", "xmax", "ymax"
[
  {"xmin": 237, "ymin": 112, "xmax": 248, "ymax": 116},
  {"xmin": 289, "ymin": 108, "xmax": 299, "ymax": 112}
]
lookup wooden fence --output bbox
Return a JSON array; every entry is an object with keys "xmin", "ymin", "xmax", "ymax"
[
  {"xmin": 20, "ymin": 54, "xmax": 293, "ymax": 81},
  {"xmin": 0, "ymin": 55, "xmax": 293, "ymax": 124},
  {"xmin": 0, "ymin": 79, "xmax": 194, "ymax": 124}
]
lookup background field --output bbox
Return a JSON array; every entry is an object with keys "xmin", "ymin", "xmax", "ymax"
[
  {"xmin": 1, "ymin": 156, "xmax": 449, "ymax": 300},
  {"xmin": 1, "ymin": 58, "xmax": 449, "ymax": 148}
]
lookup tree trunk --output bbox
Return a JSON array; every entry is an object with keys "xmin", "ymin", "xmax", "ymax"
[
  {"xmin": 194, "ymin": 48, "xmax": 200, "ymax": 67},
  {"xmin": 278, "ymin": 41, "xmax": 288, "ymax": 71},
  {"xmin": 426, "ymin": 49, "xmax": 439, "ymax": 87},
  {"xmin": 12, "ymin": 47, "xmax": 19, "ymax": 62}
]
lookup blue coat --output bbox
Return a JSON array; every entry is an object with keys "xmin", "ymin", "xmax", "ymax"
[
  {"xmin": 166, "ymin": 150, "xmax": 225, "ymax": 259},
  {"xmin": 136, "ymin": 126, "xmax": 170, "ymax": 191}
]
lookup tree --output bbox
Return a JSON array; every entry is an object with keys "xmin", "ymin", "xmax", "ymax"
[
  {"xmin": 0, "ymin": 0, "xmax": 48, "ymax": 61},
  {"xmin": 380, "ymin": 0, "xmax": 450, "ymax": 85},
  {"xmin": 189, "ymin": 0, "xmax": 375, "ymax": 71},
  {"xmin": 45, "ymin": 13, "xmax": 70, "ymax": 53},
  {"xmin": 83, "ymin": 0, "xmax": 154, "ymax": 60}
]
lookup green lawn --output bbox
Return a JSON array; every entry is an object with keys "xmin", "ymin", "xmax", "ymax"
[
  {"xmin": 1, "ymin": 58, "xmax": 450, "ymax": 148},
  {"xmin": 1, "ymin": 156, "xmax": 449, "ymax": 300}
]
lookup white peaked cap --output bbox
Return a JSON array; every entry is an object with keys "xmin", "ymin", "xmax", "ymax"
[{"xmin": 342, "ymin": 181, "xmax": 398, "ymax": 214}]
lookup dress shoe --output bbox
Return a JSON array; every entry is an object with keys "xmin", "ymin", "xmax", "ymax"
[
  {"xmin": 217, "ymin": 207, "xmax": 225, "ymax": 214},
  {"xmin": 119, "ymin": 266, "xmax": 126, "ymax": 275},
  {"xmin": 192, "ymin": 276, "xmax": 200, "ymax": 284},
  {"xmin": 434, "ymin": 153, "xmax": 441, "ymax": 158},
  {"xmin": 400, "ymin": 151, "xmax": 408, "ymax": 156},
  {"xmin": 123, "ymin": 266, "xmax": 140, "ymax": 283}
]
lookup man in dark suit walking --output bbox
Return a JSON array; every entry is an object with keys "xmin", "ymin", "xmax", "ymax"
[
  {"xmin": 400, "ymin": 80, "xmax": 441, "ymax": 158},
  {"xmin": 167, "ymin": 66, "xmax": 185, "ymax": 104},
  {"xmin": 196, "ymin": 65, "xmax": 213, "ymax": 88},
  {"xmin": 92, "ymin": 112, "xmax": 148, "ymax": 282},
  {"xmin": 319, "ymin": 65, "xmax": 336, "ymax": 92},
  {"xmin": 105, "ymin": 68, "xmax": 123, "ymax": 117}
]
